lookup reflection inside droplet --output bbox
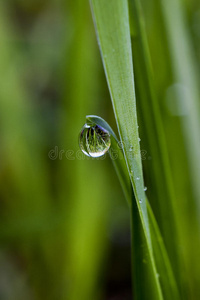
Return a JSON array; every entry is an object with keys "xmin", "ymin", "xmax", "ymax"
[{"xmin": 79, "ymin": 123, "xmax": 111, "ymax": 157}]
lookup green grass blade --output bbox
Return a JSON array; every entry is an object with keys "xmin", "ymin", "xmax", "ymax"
[
  {"xmin": 130, "ymin": 0, "xmax": 200, "ymax": 297},
  {"xmin": 159, "ymin": 0, "xmax": 200, "ymax": 214},
  {"xmin": 90, "ymin": 0, "xmax": 148, "ymax": 240},
  {"xmin": 86, "ymin": 115, "xmax": 180, "ymax": 299},
  {"xmin": 128, "ymin": 0, "xmax": 184, "ymax": 296},
  {"xmin": 86, "ymin": 115, "xmax": 132, "ymax": 204},
  {"xmin": 90, "ymin": 1, "xmax": 163, "ymax": 298}
]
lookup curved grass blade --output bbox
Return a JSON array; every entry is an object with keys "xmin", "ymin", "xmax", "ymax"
[
  {"xmin": 86, "ymin": 115, "xmax": 180, "ymax": 299},
  {"xmin": 89, "ymin": 1, "xmax": 163, "ymax": 298},
  {"xmin": 128, "ymin": 0, "xmax": 185, "ymax": 296},
  {"xmin": 90, "ymin": 0, "xmax": 149, "ymax": 242},
  {"xmin": 86, "ymin": 115, "xmax": 132, "ymax": 204}
]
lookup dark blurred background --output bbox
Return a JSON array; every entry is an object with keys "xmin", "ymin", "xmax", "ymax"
[{"xmin": 0, "ymin": 0, "xmax": 200, "ymax": 299}]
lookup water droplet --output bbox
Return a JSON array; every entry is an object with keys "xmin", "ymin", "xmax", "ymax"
[
  {"xmin": 136, "ymin": 177, "xmax": 140, "ymax": 180},
  {"xmin": 138, "ymin": 138, "xmax": 141, "ymax": 142},
  {"xmin": 79, "ymin": 123, "xmax": 111, "ymax": 157},
  {"xmin": 137, "ymin": 125, "xmax": 139, "ymax": 128},
  {"xmin": 129, "ymin": 145, "xmax": 134, "ymax": 151},
  {"xmin": 139, "ymin": 199, "xmax": 142, "ymax": 203},
  {"xmin": 144, "ymin": 187, "xmax": 147, "ymax": 191}
]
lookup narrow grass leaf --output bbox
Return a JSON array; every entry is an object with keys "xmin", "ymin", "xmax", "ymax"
[
  {"xmin": 90, "ymin": 1, "xmax": 164, "ymax": 298},
  {"xmin": 86, "ymin": 115, "xmax": 180, "ymax": 299},
  {"xmin": 128, "ymin": 0, "xmax": 183, "ymax": 297}
]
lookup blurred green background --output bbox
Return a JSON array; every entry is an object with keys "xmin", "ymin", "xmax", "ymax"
[
  {"xmin": 0, "ymin": 0, "xmax": 200, "ymax": 299},
  {"xmin": 0, "ymin": 1, "xmax": 131, "ymax": 299}
]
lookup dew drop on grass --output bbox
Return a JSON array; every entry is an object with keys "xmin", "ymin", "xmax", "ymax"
[
  {"xmin": 136, "ymin": 177, "xmax": 140, "ymax": 180},
  {"xmin": 138, "ymin": 138, "xmax": 141, "ymax": 142},
  {"xmin": 139, "ymin": 199, "xmax": 142, "ymax": 203},
  {"xmin": 79, "ymin": 123, "xmax": 111, "ymax": 157},
  {"xmin": 144, "ymin": 187, "xmax": 147, "ymax": 191},
  {"xmin": 129, "ymin": 145, "xmax": 134, "ymax": 151}
]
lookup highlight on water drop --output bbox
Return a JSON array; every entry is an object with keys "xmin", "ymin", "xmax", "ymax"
[{"xmin": 79, "ymin": 123, "xmax": 111, "ymax": 158}]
